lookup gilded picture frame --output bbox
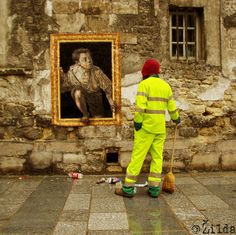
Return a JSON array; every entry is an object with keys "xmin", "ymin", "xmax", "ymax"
[{"xmin": 50, "ymin": 33, "xmax": 121, "ymax": 126}]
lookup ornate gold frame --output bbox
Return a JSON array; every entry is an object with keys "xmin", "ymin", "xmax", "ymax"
[{"xmin": 50, "ymin": 33, "xmax": 121, "ymax": 126}]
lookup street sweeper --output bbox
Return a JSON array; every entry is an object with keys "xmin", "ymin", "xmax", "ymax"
[{"xmin": 115, "ymin": 59, "xmax": 180, "ymax": 198}]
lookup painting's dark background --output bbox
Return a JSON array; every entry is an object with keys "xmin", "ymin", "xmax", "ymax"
[{"xmin": 59, "ymin": 42, "xmax": 112, "ymax": 118}]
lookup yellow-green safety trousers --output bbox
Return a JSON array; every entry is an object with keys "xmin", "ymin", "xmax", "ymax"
[
  {"xmin": 125, "ymin": 128, "xmax": 166, "ymax": 187},
  {"xmin": 124, "ymin": 76, "xmax": 179, "ymax": 187}
]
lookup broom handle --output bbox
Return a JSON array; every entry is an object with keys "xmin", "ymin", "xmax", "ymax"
[{"xmin": 169, "ymin": 125, "xmax": 178, "ymax": 172}]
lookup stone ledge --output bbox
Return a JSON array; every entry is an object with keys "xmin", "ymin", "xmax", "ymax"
[
  {"xmin": 0, "ymin": 156, "xmax": 26, "ymax": 173},
  {"xmin": 63, "ymin": 153, "xmax": 86, "ymax": 164},
  {"xmin": 164, "ymin": 138, "xmax": 190, "ymax": 150},
  {"xmin": 190, "ymin": 152, "xmax": 221, "ymax": 170},
  {"xmin": 0, "ymin": 142, "xmax": 33, "ymax": 156},
  {"xmin": 217, "ymin": 140, "xmax": 236, "ymax": 152},
  {"xmin": 30, "ymin": 151, "xmax": 53, "ymax": 169},
  {"xmin": 221, "ymin": 152, "xmax": 236, "ymax": 170},
  {"xmin": 46, "ymin": 141, "xmax": 80, "ymax": 152}
]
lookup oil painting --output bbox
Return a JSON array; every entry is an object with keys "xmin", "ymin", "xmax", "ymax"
[{"xmin": 50, "ymin": 33, "xmax": 121, "ymax": 126}]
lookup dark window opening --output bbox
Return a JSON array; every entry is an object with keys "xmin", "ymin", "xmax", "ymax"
[
  {"xmin": 169, "ymin": 5, "xmax": 204, "ymax": 60},
  {"xmin": 106, "ymin": 152, "xmax": 119, "ymax": 165}
]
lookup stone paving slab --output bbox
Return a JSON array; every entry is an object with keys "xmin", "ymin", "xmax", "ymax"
[
  {"xmin": 123, "ymin": 185, "xmax": 189, "ymax": 234},
  {"xmin": 0, "ymin": 173, "xmax": 235, "ymax": 234},
  {"xmin": 221, "ymin": 197, "xmax": 236, "ymax": 209},
  {"xmin": 21, "ymin": 195, "xmax": 66, "ymax": 212},
  {"xmin": 124, "ymin": 197, "xmax": 169, "ymax": 211},
  {"xmin": 53, "ymin": 221, "xmax": 87, "ymax": 235},
  {"xmin": 0, "ymin": 204, "xmax": 22, "ymax": 218},
  {"xmin": 88, "ymin": 231, "xmax": 131, "ymax": 235},
  {"xmin": 1, "ymin": 176, "xmax": 72, "ymax": 234},
  {"xmin": 91, "ymin": 197, "xmax": 126, "ymax": 212},
  {"xmin": 1, "ymin": 223, "xmax": 55, "ymax": 234},
  {"xmin": 204, "ymin": 184, "xmax": 236, "ymax": 208},
  {"xmin": 162, "ymin": 191, "xmax": 194, "ymax": 208},
  {"xmin": 0, "ymin": 178, "xmax": 17, "ymax": 194},
  {"xmin": 63, "ymin": 193, "xmax": 91, "ymax": 210},
  {"xmin": 32, "ymin": 176, "xmax": 71, "ymax": 193},
  {"xmin": 92, "ymin": 184, "xmax": 118, "ymax": 198},
  {"xmin": 129, "ymin": 232, "xmax": 188, "ymax": 235},
  {"xmin": 127, "ymin": 212, "xmax": 185, "ymax": 232},
  {"xmin": 193, "ymin": 175, "xmax": 236, "ymax": 185},
  {"xmin": 162, "ymin": 194, "xmax": 208, "ymax": 235},
  {"xmin": 171, "ymin": 207, "xmax": 205, "ymax": 221},
  {"xmin": 0, "ymin": 177, "xmax": 40, "ymax": 192},
  {"xmin": 70, "ymin": 178, "xmax": 94, "ymax": 194},
  {"xmin": 175, "ymin": 177, "xmax": 199, "ymax": 185},
  {"xmin": 145, "ymin": 232, "xmax": 189, "ymax": 235},
  {"xmin": 164, "ymin": 172, "xmax": 236, "ymax": 235},
  {"xmin": 58, "ymin": 209, "xmax": 89, "ymax": 222},
  {"xmin": 201, "ymin": 208, "xmax": 236, "ymax": 224},
  {"xmin": 191, "ymin": 171, "xmax": 236, "ymax": 177},
  {"xmin": 205, "ymin": 184, "xmax": 236, "ymax": 195},
  {"xmin": 0, "ymin": 176, "xmax": 44, "ymax": 230},
  {"xmin": 188, "ymin": 195, "xmax": 229, "ymax": 210},
  {"xmin": 0, "ymin": 177, "xmax": 42, "ymax": 204},
  {"xmin": 88, "ymin": 212, "xmax": 129, "ymax": 230},
  {"xmin": 176, "ymin": 184, "xmax": 213, "ymax": 196},
  {"xmin": 2, "ymin": 211, "xmax": 58, "ymax": 228}
]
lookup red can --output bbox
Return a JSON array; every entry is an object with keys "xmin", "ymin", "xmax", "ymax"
[{"xmin": 70, "ymin": 172, "xmax": 83, "ymax": 179}]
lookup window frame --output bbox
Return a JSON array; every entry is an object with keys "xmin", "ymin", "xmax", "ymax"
[{"xmin": 169, "ymin": 7, "xmax": 203, "ymax": 61}]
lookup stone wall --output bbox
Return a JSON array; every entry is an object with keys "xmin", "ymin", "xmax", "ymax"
[{"xmin": 0, "ymin": 0, "xmax": 236, "ymax": 174}]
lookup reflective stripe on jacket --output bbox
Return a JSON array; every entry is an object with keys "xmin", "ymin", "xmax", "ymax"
[{"xmin": 134, "ymin": 76, "xmax": 179, "ymax": 134}]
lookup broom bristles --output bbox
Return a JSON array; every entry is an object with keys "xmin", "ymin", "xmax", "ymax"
[
  {"xmin": 162, "ymin": 172, "xmax": 175, "ymax": 194},
  {"xmin": 162, "ymin": 125, "xmax": 178, "ymax": 194}
]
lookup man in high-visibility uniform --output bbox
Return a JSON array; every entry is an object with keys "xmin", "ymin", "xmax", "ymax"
[{"xmin": 115, "ymin": 59, "xmax": 180, "ymax": 198}]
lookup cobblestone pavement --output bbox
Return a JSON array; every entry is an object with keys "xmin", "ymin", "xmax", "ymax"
[{"xmin": 0, "ymin": 171, "xmax": 235, "ymax": 235}]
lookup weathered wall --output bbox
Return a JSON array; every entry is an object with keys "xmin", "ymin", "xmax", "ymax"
[
  {"xmin": 0, "ymin": 0, "xmax": 9, "ymax": 65},
  {"xmin": 0, "ymin": 0, "xmax": 235, "ymax": 174},
  {"xmin": 221, "ymin": 0, "xmax": 236, "ymax": 79}
]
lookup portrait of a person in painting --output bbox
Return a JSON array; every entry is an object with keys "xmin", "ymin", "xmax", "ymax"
[{"xmin": 60, "ymin": 48, "xmax": 116, "ymax": 124}]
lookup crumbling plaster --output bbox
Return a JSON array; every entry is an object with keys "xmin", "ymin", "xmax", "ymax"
[{"xmin": 199, "ymin": 77, "xmax": 231, "ymax": 101}]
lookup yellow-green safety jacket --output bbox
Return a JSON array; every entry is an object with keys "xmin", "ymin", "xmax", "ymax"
[{"xmin": 134, "ymin": 76, "xmax": 179, "ymax": 134}]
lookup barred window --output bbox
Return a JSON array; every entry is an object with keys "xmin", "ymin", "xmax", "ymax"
[{"xmin": 169, "ymin": 6, "xmax": 204, "ymax": 60}]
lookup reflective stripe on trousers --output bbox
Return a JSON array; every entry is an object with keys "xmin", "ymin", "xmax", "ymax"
[{"xmin": 124, "ymin": 128, "xmax": 166, "ymax": 187}]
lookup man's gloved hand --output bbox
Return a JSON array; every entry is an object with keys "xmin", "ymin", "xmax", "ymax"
[
  {"xmin": 172, "ymin": 117, "xmax": 181, "ymax": 125},
  {"xmin": 134, "ymin": 122, "xmax": 142, "ymax": 131}
]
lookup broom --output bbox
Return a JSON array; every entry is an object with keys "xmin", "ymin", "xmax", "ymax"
[{"xmin": 162, "ymin": 124, "xmax": 178, "ymax": 194}]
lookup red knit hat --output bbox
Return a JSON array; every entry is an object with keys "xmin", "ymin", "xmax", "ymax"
[{"xmin": 141, "ymin": 59, "xmax": 160, "ymax": 78}]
